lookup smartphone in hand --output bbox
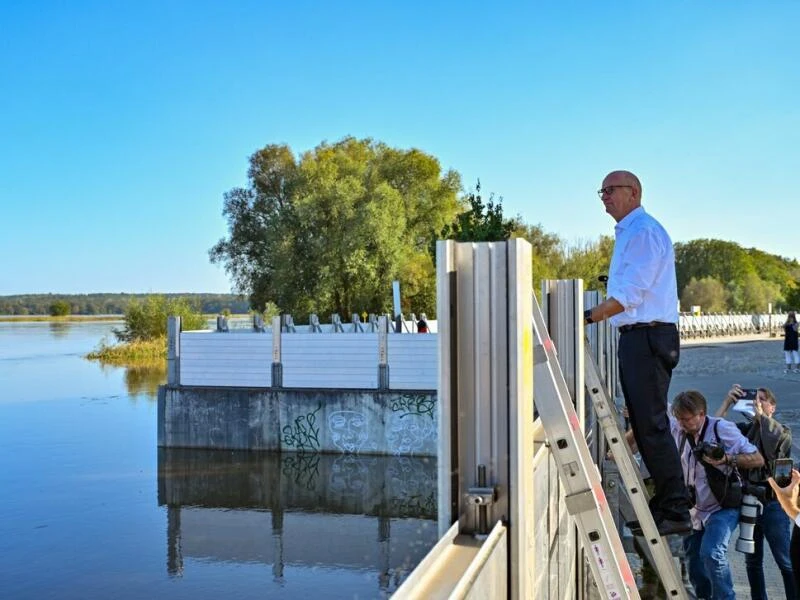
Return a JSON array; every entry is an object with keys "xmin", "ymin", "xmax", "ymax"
[
  {"xmin": 774, "ymin": 458, "xmax": 794, "ymax": 487},
  {"xmin": 739, "ymin": 388, "xmax": 758, "ymax": 400}
]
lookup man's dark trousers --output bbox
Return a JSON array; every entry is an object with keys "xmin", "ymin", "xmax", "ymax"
[{"xmin": 618, "ymin": 324, "xmax": 691, "ymax": 521}]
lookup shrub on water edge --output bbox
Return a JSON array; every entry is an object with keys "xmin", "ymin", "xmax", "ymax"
[
  {"xmin": 86, "ymin": 337, "xmax": 167, "ymax": 365},
  {"xmin": 114, "ymin": 295, "xmax": 206, "ymax": 342},
  {"xmin": 49, "ymin": 300, "xmax": 71, "ymax": 317}
]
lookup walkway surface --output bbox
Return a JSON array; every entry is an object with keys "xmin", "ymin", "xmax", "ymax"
[{"xmin": 670, "ymin": 334, "xmax": 798, "ymax": 599}]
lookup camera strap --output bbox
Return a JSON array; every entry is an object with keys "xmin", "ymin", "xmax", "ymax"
[{"xmin": 680, "ymin": 417, "xmax": 712, "ymax": 490}]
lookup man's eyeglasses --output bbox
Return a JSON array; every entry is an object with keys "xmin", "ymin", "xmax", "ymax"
[{"xmin": 597, "ymin": 185, "xmax": 633, "ymax": 197}]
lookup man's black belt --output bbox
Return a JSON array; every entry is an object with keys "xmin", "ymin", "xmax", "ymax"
[{"xmin": 618, "ymin": 321, "xmax": 676, "ymax": 333}]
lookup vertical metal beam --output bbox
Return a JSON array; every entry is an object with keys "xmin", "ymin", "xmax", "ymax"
[
  {"xmin": 437, "ymin": 240, "xmax": 457, "ymax": 534},
  {"xmin": 542, "ymin": 280, "xmax": 585, "ymax": 600},
  {"xmin": 541, "ymin": 279, "xmax": 584, "ymax": 430},
  {"xmin": 378, "ymin": 315, "xmax": 389, "ymax": 389},
  {"xmin": 167, "ymin": 316, "xmax": 181, "ymax": 386},
  {"xmin": 454, "ymin": 242, "xmax": 477, "ymax": 533},
  {"xmin": 507, "ymin": 239, "xmax": 534, "ymax": 600},
  {"xmin": 271, "ymin": 316, "xmax": 283, "ymax": 388}
]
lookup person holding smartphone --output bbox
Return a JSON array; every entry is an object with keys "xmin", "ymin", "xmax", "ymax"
[
  {"xmin": 718, "ymin": 385, "xmax": 797, "ymax": 600},
  {"xmin": 767, "ymin": 469, "xmax": 800, "ymax": 593}
]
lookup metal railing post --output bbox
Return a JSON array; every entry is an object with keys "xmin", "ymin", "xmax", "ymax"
[
  {"xmin": 378, "ymin": 315, "xmax": 389, "ymax": 389},
  {"xmin": 271, "ymin": 316, "xmax": 282, "ymax": 387},
  {"xmin": 167, "ymin": 316, "xmax": 181, "ymax": 386}
]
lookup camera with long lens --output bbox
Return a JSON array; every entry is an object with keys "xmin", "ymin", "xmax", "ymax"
[
  {"xmin": 735, "ymin": 483, "xmax": 766, "ymax": 554},
  {"xmin": 692, "ymin": 441, "xmax": 726, "ymax": 462}
]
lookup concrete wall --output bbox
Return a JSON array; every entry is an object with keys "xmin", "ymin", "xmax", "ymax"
[{"xmin": 158, "ymin": 385, "xmax": 437, "ymax": 456}]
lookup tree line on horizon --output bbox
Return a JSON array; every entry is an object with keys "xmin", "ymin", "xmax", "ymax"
[
  {"xmin": 210, "ymin": 137, "xmax": 800, "ymax": 320},
  {"xmin": 0, "ymin": 293, "xmax": 251, "ymax": 317}
]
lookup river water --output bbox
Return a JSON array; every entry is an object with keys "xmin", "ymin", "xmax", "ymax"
[{"xmin": 0, "ymin": 321, "xmax": 437, "ymax": 599}]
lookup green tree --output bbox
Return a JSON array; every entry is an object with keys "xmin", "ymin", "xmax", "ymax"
[
  {"xmin": 48, "ymin": 300, "xmax": 71, "ymax": 317},
  {"xmin": 557, "ymin": 236, "xmax": 615, "ymax": 291},
  {"xmin": 512, "ymin": 222, "xmax": 563, "ymax": 297},
  {"xmin": 739, "ymin": 271, "xmax": 784, "ymax": 313},
  {"xmin": 680, "ymin": 276, "xmax": 728, "ymax": 312},
  {"xmin": 114, "ymin": 296, "xmax": 206, "ymax": 342},
  {"xmin": 674, "ymin": 239, "xmax": 756, "ymax": 295},
  {"xmin": 210, "ymin": 137, "xmax": 461, "ymax": 319},
  {"xmin": 440, "ymin": 180, "xmax": 516, "ymax": 243}
]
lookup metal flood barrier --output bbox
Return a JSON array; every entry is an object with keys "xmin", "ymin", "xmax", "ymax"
[{"xmin": 394, "ymin": 241, "xmax": 620, "ymax": 599}]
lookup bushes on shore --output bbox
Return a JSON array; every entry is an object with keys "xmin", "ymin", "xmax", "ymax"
[
  {"xmin": 87, "ymin": 337, "xmax": 167, "ymax": 364},
  {"xmin": 87, "ymin": 295, "xmax": 207, "ymax": 364}
]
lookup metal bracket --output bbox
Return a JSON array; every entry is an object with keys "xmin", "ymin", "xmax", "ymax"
[{"xmin": 466, "ymin": 486, "xmax": 496, "ymax": 507}]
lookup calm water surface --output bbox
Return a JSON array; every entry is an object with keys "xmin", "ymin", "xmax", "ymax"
[{"xmin": 0, "ymin": 322, "xmax": 437, "ymax": 599}]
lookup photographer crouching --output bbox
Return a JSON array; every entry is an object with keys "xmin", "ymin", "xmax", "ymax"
[
  {"xmin": 671, "ymin": 390, "xmax": 764, "ymax": 600},
  {"xmin": 717, "ymin": 385, "xmax": 797, "ymax": 600}
]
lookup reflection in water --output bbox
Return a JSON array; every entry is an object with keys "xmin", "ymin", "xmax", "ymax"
[
  {"xmin": 124, "ymin": 363, "xmax": 166, "ymax": 398},
  {"xmin": 158, "ymin": 449, "xmax": 438, "ymax": 595},
  {"xmin": 48, "ymin": 321, "xmax": 72, "ymax": 338}
]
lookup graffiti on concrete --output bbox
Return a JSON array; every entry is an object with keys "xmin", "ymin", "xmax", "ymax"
[
  {"xmin": 387, "ymin": 412, "xmax": 436, "ymax": 455},
  {"xmin": 391, "ymin": 393, "xmax": 435, "ymax": 420},
  {"xmin": 281, "ymin": 452, "xmax": 321, "ymax": 490},
  {"xmin": 387, "ymin": 457, "xmax": 437, "ymax": 517},
  {"xmin": 328, "ymin": 410, "xmax": 369, "ymax": 453},
  {"xmin": 328, "ymin": 455, "xmax": 370, "ymax": 497},
  {"xmin": 282, "ymin": 403, "xmax": 322, "ymax": 452}
]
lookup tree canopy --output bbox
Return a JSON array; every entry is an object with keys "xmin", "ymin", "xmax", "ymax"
[
  {"xmin": 439, "ymin": 180, "xmax": 516, "ymax": 243},
  {"xmin": 48, "ymin": 300, "xmax": 71, "ymax": 317},
  {"xmin": 210, "ymin": 137, "xmax": 461, "ymax": 319},
  {"xmin": 675, "ymin": 239, "xmax": 800, "ymax": 311}
]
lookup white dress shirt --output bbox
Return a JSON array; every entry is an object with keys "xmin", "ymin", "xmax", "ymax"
[{"xmin": 607, "ymin": 206, "xmax": 679, "ymax": 327}]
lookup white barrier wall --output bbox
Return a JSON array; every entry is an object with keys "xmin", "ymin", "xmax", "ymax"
[
  {"xmin": 387, "ymin": 336, "xmax": 438, "ymax": 390},
  {"xmin": 282, "ymin": 334, "xmax": 379, "ymax": 389},
  {"xmin": 178, "ymin": 330, "xmax": 438, "ymax": 390},
  {"xmin": 180, "ymin": 332, "xmax": 273, "ymax": 387}
]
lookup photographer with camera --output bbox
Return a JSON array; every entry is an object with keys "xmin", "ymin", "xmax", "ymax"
[
  {"xmin": 670, "ymin": 390, "xmax": 764, "ymax": 600},
  {"xmin": 767, "ymin": 469, "xmax": 800, "ymax": 593},
  {"xmin": 717, "ymin": 385, "xmax": 796, "ymax": 600}
]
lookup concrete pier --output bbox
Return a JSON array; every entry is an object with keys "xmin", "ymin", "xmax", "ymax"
[{"xmin": 158, "ymin": 385, "xmax": 437, "ymax": 456}]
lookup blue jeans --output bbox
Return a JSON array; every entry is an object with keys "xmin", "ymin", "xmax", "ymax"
[
  {"xmin": 684, "ymin": 508, "xmax": 739, "ymax": 600},
  {"xmin": 744, "ymin": 499, "xmax": 798, "ymax": 600}
]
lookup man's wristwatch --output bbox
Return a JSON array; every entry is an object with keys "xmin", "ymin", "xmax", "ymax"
[{"xmin": 584, "ymin": 309, "xmax": 593, "ymax": 325}]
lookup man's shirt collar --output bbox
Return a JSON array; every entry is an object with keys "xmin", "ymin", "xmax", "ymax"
[{"xmin": 614, "ymin": 206, "xmax": 645, "ymax": 233}]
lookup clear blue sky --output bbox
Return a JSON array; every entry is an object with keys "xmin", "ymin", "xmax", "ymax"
[{"xmin": 2, "ymin": 1, "xmax": 798, "ymax": 295}]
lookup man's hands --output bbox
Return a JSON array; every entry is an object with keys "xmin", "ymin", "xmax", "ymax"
[
  {"xmin": 703, "ymin": 454, "xmax": 728, "ymax": 467},
  {"xmin": 718, "ymin": 384, "xmax": 762, "ymax": 418}
]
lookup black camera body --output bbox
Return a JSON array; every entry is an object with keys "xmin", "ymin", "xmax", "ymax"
[{"xmin": 693, "ymin": 441, "xmax": 726, "ymax": 461}]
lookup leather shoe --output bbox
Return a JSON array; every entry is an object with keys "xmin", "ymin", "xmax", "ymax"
[{"xmin": 626, "ymin": 517, "xmax": 692, "ymax": 537}]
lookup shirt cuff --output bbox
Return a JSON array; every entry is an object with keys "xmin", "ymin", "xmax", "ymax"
[{"xmin": 796, "ymin": 513, "xmax": 800, "ymax": 528}]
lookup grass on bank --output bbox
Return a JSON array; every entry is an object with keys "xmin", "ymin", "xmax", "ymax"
[{"xmin": 86, "ymin": 337, "xmax": 167, "ymax": 365}]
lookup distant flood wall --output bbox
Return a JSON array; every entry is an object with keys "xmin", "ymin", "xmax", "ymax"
[{"xmin": 157, "ymin": 385, "xmax": 438, "ymax": 456}]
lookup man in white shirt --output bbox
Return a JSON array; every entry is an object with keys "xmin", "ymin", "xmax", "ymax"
[{"xmin": 584, "ymin": 170, "xmax": 691, "ymax": 535}]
